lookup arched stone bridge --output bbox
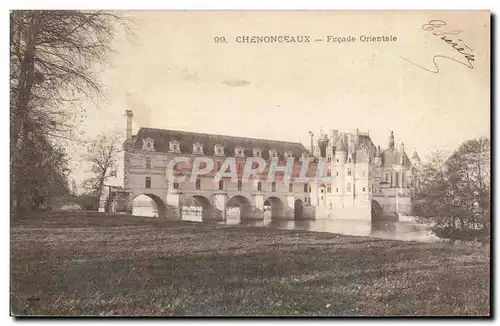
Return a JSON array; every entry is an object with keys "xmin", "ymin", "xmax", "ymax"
[{"xmin": 127, "ymin": 188, "xmax": 312, "ymax": 222}]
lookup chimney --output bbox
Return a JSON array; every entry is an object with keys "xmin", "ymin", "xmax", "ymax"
[
  {"xmin": 308, "ymin": 131, "xmax": 314, "ymax": 154},
  {"xmin": 125, "ymin": 110, "xmax": 134, "ymax": 140},
  {"xmin": 355, "ymin": 128, "xmax": 359, "ymax": 146}
]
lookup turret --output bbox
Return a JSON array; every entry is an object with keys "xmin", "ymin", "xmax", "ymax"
[
  {"xmin": 388, "ymin": 130, "xmax": 395, "ymax": 150},
  {"xmin": 411, "ymin": 149, "xmax": 421, "ymax": 167},
  {"xmin": 375, "ymin": 145, "xmax": 382, "ymax": 166}
]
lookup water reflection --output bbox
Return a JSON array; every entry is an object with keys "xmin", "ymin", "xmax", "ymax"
[
  {"xmin": 220, "ymin": 218, "xmax": 440, "ymax": 243},
  {"xmin": 132, "ymin": 206, "xmax": 439, "ymax": 242}
]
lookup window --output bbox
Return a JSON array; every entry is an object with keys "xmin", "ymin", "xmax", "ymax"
[
  {"xmin": 304, "ymin": 183, "xmax": 308, "ymax": 192},
  {"xmin": 336, "ymin": 159, "xmax": 339, "ymax": 163},
  {"xmin": 336, "ymin": 171, "xmax": 339, "ymax": 176},
  {"xmin": 395, "ymin": 172, "xmax": 399, "ymax": 187},
  {"xmin": 238, "ymin": 181, "xmax": 242, "ymax": 191},
  {"xmin": 196, "ymin": 179, "xmax": 201, "ymax": 190},
  {"xmin": 217, "ymin": 162, "xmax": 222, "ymax": 171},
  {"xmin": 327, "ymin": 157, "xmax": 331, "ymax": 162},
  {"xmin": 348, "ymin": 158, "xmax": 351, "ymax": 163},
  {"xmin": 347, "ymin": 183, "xmax": 352, "ymax": 192},
  {"xmin": 257, "ymin": 181, "xmax": 262, "ymax": 191},
  {"xmin": 385, "ymin": 173, "xmax": 389, "ymax": 182},
  {"xmin": 272, "ymin": 182, "xmax": 276, "ymax": 192},
  {"xmin": 173, "ymin": 182, "xmax": 179, "ymax": 190},
  {"xmin": 327, "ymin": 185, "xmax": 331, "ymax": 193},
  {"xmin": 336, "ymin": 188, "xmax": 339, "ymax": 192},
  {"xmin": 321, "ymin": 189, "xmax": 324, "ymax": 193},
  {"xmin": 219, "ymin": 180, "xmax": 224, "ymax": 191},
  {"xmin": 369, "ymin": 171, "xmax": 372, "ymax": 177},
  {"xmin": 145, "ymin": 158, "xmax": 151, "ymax": 169},
  {"xmin": 289, "ymin": 183, "xmax": 293, "ymax": 192},
  {"xmin": 327, "ymin": 169, "xmax": 331, "ymax": 176},
  {"xmin": 348, "ymin": 169, "xmax": 352, "ymax": 176},
  {"xmin": 362, "ymin": 187, "xmax": 366, "ymax": 192},
  {"xmin": 145, "ymin": 177, "xmax": 151, "ymax": 189}
]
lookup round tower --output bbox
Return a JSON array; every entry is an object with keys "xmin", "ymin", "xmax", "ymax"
[{"xmin": 411, "ymin": 149, "xmax": 421, "ymax": 168}]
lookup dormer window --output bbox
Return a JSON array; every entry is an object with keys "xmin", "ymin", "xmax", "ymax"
[
  {"xmin": 301, "ymin": 152, "xmax": 308, "ymax": 159},
  {"xmin": 284, "ymin": 151, "xmax": 294, "ymax": 160},
  {"xmin": 214, "ymin": 144, "xmax": 225, "ymax": 156},
  {"xmin": 193, "ymin": 142, "xmax": 204, "ymax": 155},
  {"xmin": 235, "ymin": 146, "xmax": 245, "ymax": 158},
  {"xmin": 269, "ymin": 149, "xmax": 278, "ymax": 159},
  {"xmin": 142, "ymin": 137, "xmax": 155, "ymax": 151},
  {"xmin": 253, "ymin": 148, "xmax": 262, "ymax": 157},
  {"xmin": 169, "ymin": 140, "xmax": 181, "ymax": 153}
]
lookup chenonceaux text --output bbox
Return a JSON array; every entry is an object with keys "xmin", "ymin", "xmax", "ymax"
[{"xmin": 231, "ymin": 34, "xmax": 397, "ymax": 44}]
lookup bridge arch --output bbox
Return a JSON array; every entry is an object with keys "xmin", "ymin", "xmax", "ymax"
[
  {"xmin": 182, "ymin": 195, "xmax": 213, "ymax": 221},
  {"xmin": 132, "ymin": 193, "xmax": 166, "ymax": 218},
  {"xmin": 264, "ymin": 196, "xmax": 283, "ymax": 220},
  {"xmin": 227, "ymin": 195, "xmax": 253, "ymax": 221},
  {"xmin": 371, "ymin": 199, "xmax": 383, "ymax": 222},
  {"xmin": 294, "ymin": 199, "xmax": 304, "ymax": 220}
]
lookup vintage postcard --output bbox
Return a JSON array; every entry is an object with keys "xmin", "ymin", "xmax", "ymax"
[{"xmin": 10, "ymin": 10, "xmax": 490, "ymax": 316}]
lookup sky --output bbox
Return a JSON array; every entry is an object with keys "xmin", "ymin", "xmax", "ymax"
[{"xmin": 73, "ymin": 10, "xmax": 490, "ymax": 183}]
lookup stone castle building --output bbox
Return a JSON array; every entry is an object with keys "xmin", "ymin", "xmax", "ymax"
[{"xmin": 103, "ymin": 110, "xmax": 421, "ymax": 222}]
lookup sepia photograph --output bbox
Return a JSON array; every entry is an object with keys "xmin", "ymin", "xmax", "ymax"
[{"xmin": 9, "ymin": 9, "xmax": 491, "ymax": 317}]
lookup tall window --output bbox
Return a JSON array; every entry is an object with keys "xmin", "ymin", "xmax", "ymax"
[
  {"xmin": 289, "ymin": 183, "xmax": 293, "ymax": 192},
  {"xmin": 395, "ymin": 172, "xmax": 399, "ymax": 187},
  {"xmin": 196, "ymin": 179, "xmax": 201, "ymax": 190},
  {"xmin": 145, "ymin": 158, "xmax": 151, "ymax": 169},
  {"xmin": 327, "ymin": 185, "xmax": 332, "ymax": 193},
  {"xmin": 219, "ymin": 180, "xmax": 224, "ymax": 191},
  {"xmin": 173, "ymin": 182, "xmax": 179, "ymax": 190},
  {"xmin": 145, "ymin": 177, "xmax": 151, "ymax": 189},
  {"xmin": 257, "ymin": 181, "xmax": 262, "ymax": 191},
  {"xmin": 347, "ymin": 182, "xmax": 352, "ymax": 192},
  {"xmin": 238, "ymin": 180, "xmax": 242, "ymax": 191},
  {"xmin": 304, "ymin": 183, "xmax": 308, "ymax": 192},
  {"xmin": 272, "ymin": 182, "xmax": 276, "ymax": 192},
  {"xmin": 327, "ymin": 169, "xmax": 331, "ymax": 176},
  {"xmin": 347, "ymin": 169, "xmax": 352, "ymax": 176}
]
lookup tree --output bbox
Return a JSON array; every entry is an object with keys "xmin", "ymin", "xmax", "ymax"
[
  {"xmin": 82, "ymin": 133, "xmax": 123, "ymax": 208},
  {"xmin": 10, "ymin": 10, "xmax": 130, "ymax": 215},
  {"xmin": 413, "ymin": 138, "xmax": 490, "ymax": 242}
]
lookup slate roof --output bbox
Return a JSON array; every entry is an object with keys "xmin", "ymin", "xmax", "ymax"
[
  {"xmin": 381, "ymin": 148, "xmax": 412, "ymax": 168},
  {"xmin": 133, "ymin": 127, "xmax": 307, "ymax": 160}
]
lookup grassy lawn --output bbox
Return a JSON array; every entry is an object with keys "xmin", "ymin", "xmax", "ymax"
[{"xmin": 10, "ymin": 212, "xmax": 490, "ymax": 316}]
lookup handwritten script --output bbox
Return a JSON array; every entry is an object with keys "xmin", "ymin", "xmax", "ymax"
[{"xmin": 402, "ymin": 20, "xmax": 475, "ymax": 74}]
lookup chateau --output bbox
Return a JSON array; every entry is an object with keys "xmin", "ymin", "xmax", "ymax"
[{"xmin": 103, "ymin": 110, "xmax": 421, "ymax": 222}]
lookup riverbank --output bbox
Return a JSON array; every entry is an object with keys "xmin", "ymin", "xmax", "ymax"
[{"xmin": 11, "ymin": 212, "xmax": 490, "ymax": 316}]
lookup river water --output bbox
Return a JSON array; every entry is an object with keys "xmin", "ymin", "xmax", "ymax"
[{"xmin": 132, "ymin": 206, "xmax": 440, "ymax": 243}]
